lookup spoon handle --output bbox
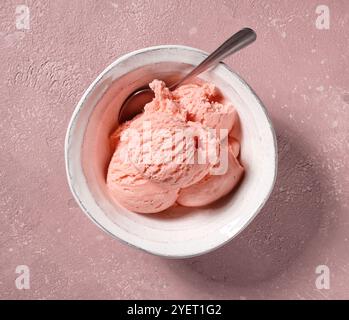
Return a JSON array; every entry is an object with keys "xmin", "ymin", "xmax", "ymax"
[{"xmin": 170, "ymin": 28, "xmax": 256, "ymax": 90}]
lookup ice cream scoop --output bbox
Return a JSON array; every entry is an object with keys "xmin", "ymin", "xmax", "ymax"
[
  {"xmin": 177, "ymin": 142, "xmax": 244, "ymax": 207},
  {"xmin": 107, "ymin": 79, "xmax": 244, "ymax": 213},
  {"xmin": 107, "ymin": 138, "xmax": 179, "ymax": 213},
  {"xmin": 118, "ymin": 28, "xmax": 256, "ymax": 123},
  {"xmin": 121, "ymin": 111, "xmax": 211, "ymax": 189}
]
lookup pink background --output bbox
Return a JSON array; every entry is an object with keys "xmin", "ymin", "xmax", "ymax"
[{"xmin": 1, "ymin": 0, "xmax": 348, "ymax": 299}]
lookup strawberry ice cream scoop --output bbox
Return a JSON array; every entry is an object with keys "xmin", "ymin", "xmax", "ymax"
[
  {"xmin": 106, "ymin": 79, "xmax": 244, "ymax": 214},
  {"xmin": 125, "ymin": 112, "xmax": 212, "ymax": 188},
  {"xmin": 172, "ymin": 83, "xmax": 237, "ymax": 138},
  {"xmin": 176, "ymin": 140, "xmax": 244, "ymax": 207},
  {"xmin": 107, "ymin": 139, "xmax": 179, "ymax": 213}
]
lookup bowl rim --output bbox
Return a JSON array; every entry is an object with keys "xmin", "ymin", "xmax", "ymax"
[{"xmin": 65, "ymin": 44, "xmax": 278, "ymax": 258}]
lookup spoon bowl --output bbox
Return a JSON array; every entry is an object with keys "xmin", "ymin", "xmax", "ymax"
[{"xmin": 119, "ymin": 87, "xmax": 154, "ymax": 122}]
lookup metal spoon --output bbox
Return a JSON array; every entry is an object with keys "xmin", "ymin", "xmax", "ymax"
[{"xmin": 118, "ymin": 27, "xmax": 256, "ymax": 123}]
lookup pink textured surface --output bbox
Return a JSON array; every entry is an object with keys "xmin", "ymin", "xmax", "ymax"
[{"xmin": 0, "ymin": 0, "xmax": 348, "ymax": 299}]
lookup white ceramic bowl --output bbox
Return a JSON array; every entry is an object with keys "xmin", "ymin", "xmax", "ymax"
[{"xmin": 65, "ymin": 45, "xmax": 277, "ymax": 258}]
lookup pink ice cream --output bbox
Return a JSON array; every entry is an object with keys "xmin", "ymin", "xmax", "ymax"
[
  {"xmin": 122, "ymin": 112, "xmax": 211, "ymax": 188},
  {"xmin": 107, "ymin": 138, "xmax": 179, "ymax": 213},
  {"xmin": 106, "ymin": 79, "xmax": 244, "ymax": 213},
  {"xmin": 177, "ymin": 144, "xmax": 244, "ymax": 207},
  {"xmin": 172, "ymin": 83, "xmax": 237, "ymax": 137}
]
